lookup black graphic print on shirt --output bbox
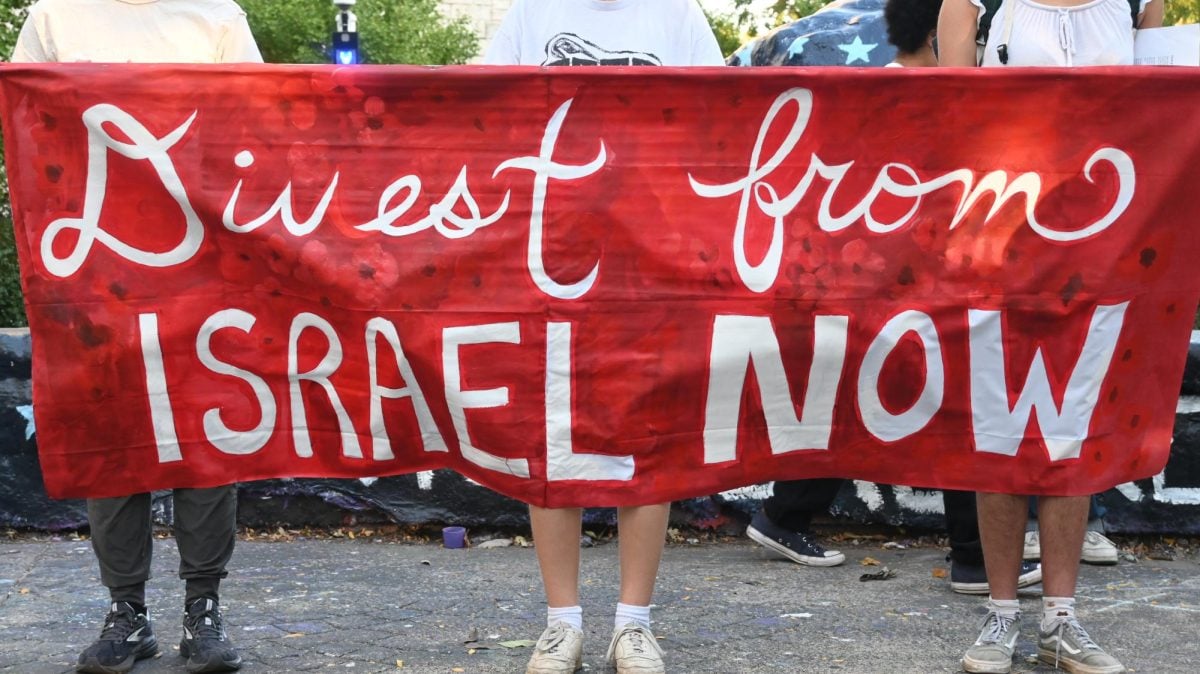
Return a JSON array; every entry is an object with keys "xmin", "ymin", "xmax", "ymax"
[{"xmin": 542, "ymin": 33, "xmax": 662, "ymax": 66}]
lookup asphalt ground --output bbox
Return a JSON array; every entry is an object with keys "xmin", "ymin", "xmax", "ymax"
[{"xmin": 1, "ymin": 533, "xmax": 1198, "ymax": 673}]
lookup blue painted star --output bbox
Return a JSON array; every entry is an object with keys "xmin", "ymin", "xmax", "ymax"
[
  {"xmin": 838, "ymin": 36, "xmax": 877, "ymax": 65},
  {"xmin": 787, "ymin": 37, "xmax": 810, "ymax": 59}
]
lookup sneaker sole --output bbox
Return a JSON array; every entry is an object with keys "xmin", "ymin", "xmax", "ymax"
[
  {"xmin": 612, "ymin": 663, "xmax": 666, "ymax": 674},
  {"xmin": 1081, "ymin": 552, "xmax": 1119, "ymax": 566},
  {"xmin": 180, "ymin": 640, "xmax": 243, "ymax": 673},
  {"xmin": 961, "ymin": 654, "xmax": 1013, "ymax": 673},
  {"xmin": 1037, "ymin": 648, "xmax": 1126, "ymax": 674},
  {"xmin": 952, "ymin": 567, "xmax": 1043, "ymax": 595},
  {"xmin": 185, "ymin": 654, "xmax": 243, "ymax": 674},
  {"xmin": 525, "ymin": 656, "xmax": 582, "ymax": 674},
  {"xmin": 76, "ymin": 637, "xmax": 158, "ymax": 674},
  {"xmin": 746, "ymin": 526, "xmax": 845, "ymax": 567}
]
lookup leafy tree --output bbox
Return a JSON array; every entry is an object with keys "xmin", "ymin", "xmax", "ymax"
[
  {"xmin": 730, "ymin": 0, "xmax": 828, "ymax": 36},
  {"xmin": 239, "ymin": 0, "xmax": 478, "ymax": 65},
  {"xmin": 0, "ymin": 0, "xmax": 33, "ymax": 327},
  {"xmin": 1166, "ymin": 0, "xmax": 1200, "ymax": 25},
  {"xmin": 704, "ymin": 7, "xmax": 744, "ymax": 56}
]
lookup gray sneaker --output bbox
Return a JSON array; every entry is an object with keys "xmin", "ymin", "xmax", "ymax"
[
  {"xmin": 962, "ymin": 611, "xmax": 1020, "ymax": 673},
  {"xmin": 525, "ymin": 622, "xmax": 583, "ymax": 674},
  {"xmin": 1037, "ymin": 617, "xmax": 1125, "ymax": 674}
]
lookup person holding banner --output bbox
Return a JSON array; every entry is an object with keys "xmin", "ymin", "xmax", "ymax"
[
  {"xmin": 747, "ymin": 0, "xmax": 1042, "ymax": 599},
  {"xmin": 937, "ymin": 1, "xmax": 1162, "ymax": 672},
  {"xmin": 10, "ymin": 2, "xmax": 262, "ymax": 673},
  {"xmin": 484, "ymin": 1, "xmax": 722, "ymax": 673}
]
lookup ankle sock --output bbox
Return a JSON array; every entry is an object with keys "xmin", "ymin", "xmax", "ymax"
[
  {"xmin": 547, "ymin": 605, "xmax": 583, "ymax": 631},
  {"xmin": 986, "ymin": 597, "xmax": 1020, "ymax": 619},
  {"xmin": 614, "ymin": 602, "xmax": 651, "ymax": 630},
  {"xmin": 1042, "ymin": 596, "xmax": 1076, "ymax": 631}
]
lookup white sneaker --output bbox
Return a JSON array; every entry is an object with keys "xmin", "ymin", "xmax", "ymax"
[
  {"xmin": 606, "ymin": 623, "xmax": 665, "ymax": 674},
  {"xmin": 1081, "ymin": 531, "xmax": 1119, "ymax": 566},
  {"xmin": 526, "ymin": 622, "xmax": 583, "ymax": 674},
  {"xmin": 1024, "ymin": 531, "xmax": 1041, "ymax": 561}
]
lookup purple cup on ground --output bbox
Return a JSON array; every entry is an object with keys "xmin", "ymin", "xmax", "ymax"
[{"xmin": 442, "ymin": 526, "xmax": 467, "ymax": 549}]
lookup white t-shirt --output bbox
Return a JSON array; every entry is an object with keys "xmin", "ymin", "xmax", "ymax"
[
  {"xmin": 971, "ymin": 0, "xmax": 1153, "ymax": 67},
  {"xmin": 10, "ymin": 0, "xmax": 263, "ymax": 64},
  {"xmin": 484, "ymin": 0, "xmax": 724, "ymax": 67}
]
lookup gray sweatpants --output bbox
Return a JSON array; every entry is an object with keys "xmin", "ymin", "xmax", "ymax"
[{"xmin": 87, "ymin": 485, "xmax": 237, "ymax": 606}]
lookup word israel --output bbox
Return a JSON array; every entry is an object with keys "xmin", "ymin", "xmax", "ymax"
[{"xmin": 41, "ymin": 88, "xmax": 1133, "ymax": 298}]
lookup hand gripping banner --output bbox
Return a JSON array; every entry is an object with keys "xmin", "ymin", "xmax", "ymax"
[{"xmin": 2, "ymin": 64, "xmax": 1199, "ymax": 505}]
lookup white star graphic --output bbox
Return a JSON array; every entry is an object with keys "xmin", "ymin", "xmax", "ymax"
[
  {"xmin": 787, "ymin": 37, "xmax": 810, "ymax": 59},
  {"xmin": 838, "ymin": 36, "xmax": 877, "ymax": 65}
]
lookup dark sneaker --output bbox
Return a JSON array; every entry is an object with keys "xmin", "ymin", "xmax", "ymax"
[
  {"xmin": 962, "ymin": 610, "xmax": 1021, "ymax": 673},
  {"xmin": 76, "ymin": 602, "xmax": 158, "ymax": 674},
  {"xmin": 180, "ymin": 598, "xmax": 242, "ymax": 673},
  {"xmin": 951, "ymin": 560, "xmax": 1043, "ymax": 595},
  {"xmin": 1038, "ymin": 617, "xmax": 1125, "ymax": 673},
  {"xmin": 746, "ymin": 510, "xmax": 845, "ymax": 566}
]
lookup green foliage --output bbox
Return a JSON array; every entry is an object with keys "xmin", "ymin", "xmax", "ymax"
[
  {"xmin": 704, "ymin": 7, "xmax": 743, "ymax": 56},
  {"xmin": 0, "ymin": 0, "xmax": 33, "ymax": 327},
  {"xmin": 239, "ymin": 0, "xmax": 478, "ymax": 65},
  {"xmin": 731, "ymin": 0, "xmax": 829, "ymax": 36},
  {"xmin": 1166, "ymin": 0, "xmax": 1200, "ymax": 26}
]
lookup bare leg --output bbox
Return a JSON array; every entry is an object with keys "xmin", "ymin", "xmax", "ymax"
[
  {"xmin": 529, "ymin": 505, "xmax": 583, "ymax": 607},
  {"xmin": 977, "ymin": 492, "xmax": 1027, "ymax": 600},
  {"xmin": 1037, "ymin": 495, "xmax": 1089, "ymax": 597},
  {"xmin": 616, "ymin": 503, "xmax": 670, "ymax": 606}
]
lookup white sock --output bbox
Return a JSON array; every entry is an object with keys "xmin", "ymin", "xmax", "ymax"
[
  {"xmin": 987, "ymin": 597, "xmax": 1021, "ymax": 619},
  {"xmin": 614, "ymin": 602, "xmax": 651, "ymax": 630},
  {"xmin": 1042, "ymin": 596, "xmax": 1076, "ymax": 631},
  {"xmin": 547, "ymin": 605, "xmax": 583, "ymax": 631}
]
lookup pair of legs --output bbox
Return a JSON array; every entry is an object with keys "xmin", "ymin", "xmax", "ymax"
[
  {"xmin": 965, "ymin": 494, "xmax": 1123, "ymax": 674},
  {"xmin": 80, "ymin": 486, "xmax": 240, "ymax": 674},
  {"xmin": 529, "ymin": 503, "xmax": 669, "ymax": 609},
  {"xmin": 525, "ymin": 504, "xmax": 671, "ymax": 673},
  {"xmin": 979, "ymin": 494, "xmax": 1088, "ymax": 599},
  {"xmin": 89, "ymin": 486, "xmax": 237, "ymax": 605}
]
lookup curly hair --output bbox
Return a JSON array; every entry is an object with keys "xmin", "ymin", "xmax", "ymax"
[{"xmin": 884, "ymin": 0, "xmax": 944, "ymax": 55}]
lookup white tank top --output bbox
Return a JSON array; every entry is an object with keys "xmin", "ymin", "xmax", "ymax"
[{"xmin": 970, "ymin": 0, "xmax": 1153, "ymax": 67}]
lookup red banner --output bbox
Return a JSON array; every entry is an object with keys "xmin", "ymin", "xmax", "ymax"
[{"xmin": 2, "ymin": 64, "xmax": 1198, "ymax": 505}]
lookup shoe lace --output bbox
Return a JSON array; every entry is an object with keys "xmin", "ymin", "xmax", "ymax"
[
  {"xmin": 536, "ymin": 624, "xmax": 569, "ymax": 654},
  {"xmin": 607, "ymin": 624, "xmax": 663, "ymax": 661},
  {"xmin": 1048, "ymin": 617, "xmax": 1100, "ymax": 669},
  {"xmin": 794, "ymin": 532, "xmax": 826, "ymax": 554},
  {"xmin": 186, "ymin": 603, "xmax": 226, "ymax": 641},
  {"xmin": 97, "ymin": 606, "xmax": 141, "ymax": 642},
  {"xmin": 976, "ymin": 612, "xmax": 1017, "ymax": 645}
]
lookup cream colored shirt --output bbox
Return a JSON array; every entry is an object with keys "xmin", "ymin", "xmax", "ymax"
[
  {"xmin": 10, "ymin": 0, "xmax": 262, "ymax": 63},
  {"xmin": 970, "ymin": 0, "xmax": 1153, "ymax": 67}
]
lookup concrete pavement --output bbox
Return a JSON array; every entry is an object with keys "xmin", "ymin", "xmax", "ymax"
[{"xmin": 1, "ymin": 534, "xmax": 1198, "ymax": 673}]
